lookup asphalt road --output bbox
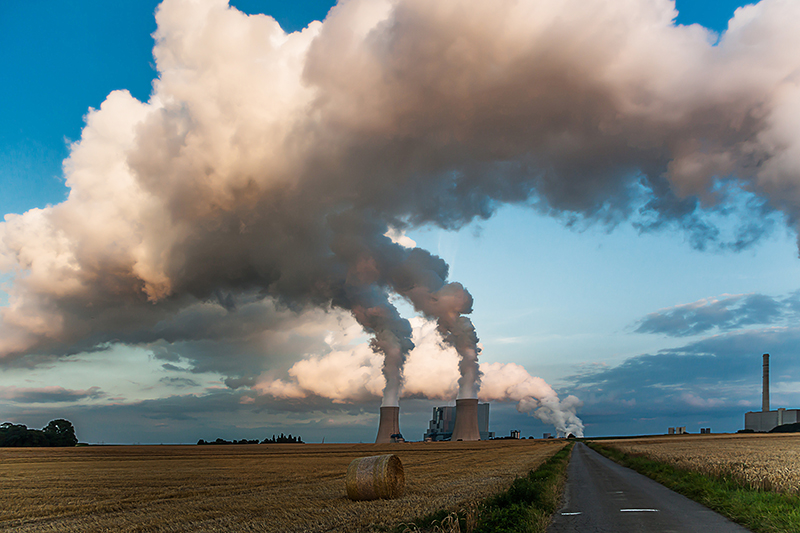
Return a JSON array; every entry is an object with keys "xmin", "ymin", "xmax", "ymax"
[{"xmin": 547, "ymin": 443, "xmax": 752, "ymax": 533}]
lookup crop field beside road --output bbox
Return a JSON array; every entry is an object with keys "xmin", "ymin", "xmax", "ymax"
[
  {"xmin": 597, "ymin": 433, "xmax": 800, "ymax": 493},
  {"xmin": 0, "ymin": 439, "xmax": 564, "ymax": 532}
]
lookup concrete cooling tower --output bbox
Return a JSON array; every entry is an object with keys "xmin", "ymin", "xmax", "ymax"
[
  {"xmin": 375, "ymin": 406, "xmax": 401, "ymax": 443},
  {"xmin": 450, "ymin": 398, "xmax": 481, "ymax": 441}
]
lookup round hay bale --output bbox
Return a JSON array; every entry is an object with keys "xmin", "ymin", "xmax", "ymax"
[{"xmin": 345, "ymin": 454, "xmax": 404, "ymax": 500}]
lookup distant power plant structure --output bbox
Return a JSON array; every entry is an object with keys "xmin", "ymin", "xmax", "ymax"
[
  {"xmin": 667, "ymin": 427, "xmax": 711, "ymax": 434},
  {"xmin": 424, "ymin": 401, "xmax": 494, "ymax": 441},
  {"xmin": 745, "ymin": 354, "xmax": 800, "ymax": 432}
]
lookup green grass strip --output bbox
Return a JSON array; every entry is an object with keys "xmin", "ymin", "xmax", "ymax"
[
  {"xmin": 398, "ymin": 442, "xmax": 573, "ymax": 533},
  {"xmin": 587, "ymin": 442, "xmax": 800, "ymax": 533}
]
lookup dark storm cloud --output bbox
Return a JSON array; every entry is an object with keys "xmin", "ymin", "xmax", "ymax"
[
  {"xmin": 571, "ymin": 326, "xmax": 800, "ymax": 426},
  {"xmin": 0, "ymin": 387, "xmax": 399, "ymax": 443},
  {"xmin": 634, "ymin": 291, "xmax": 800, "ymax": 337},
  {"xmin": 144, "ymin": 307, "xmax": 338, "ymax": 380},
  {"xmin": 158, "ymin": 377, "xmax": 200, "ymax": 388},
  {"xmin": 0, "ymin": 385, "xmax": 105, "ymax": 403},
  {"xmin": 633, "ymin": 184, "xmax": 779, "ymax": 252}
]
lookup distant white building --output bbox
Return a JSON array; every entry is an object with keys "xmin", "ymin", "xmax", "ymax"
[{"xmin": 424, "ymin": 402, "xmax": 494, "ymax": 441}]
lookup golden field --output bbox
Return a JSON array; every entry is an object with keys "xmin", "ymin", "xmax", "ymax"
[
  {"xmin": 597, "ymin": 433, "xmax": 800, "ymax": 493},
  {"xmin": 0, "ymin": 439, "xmax": 564, "ymax": 532}
]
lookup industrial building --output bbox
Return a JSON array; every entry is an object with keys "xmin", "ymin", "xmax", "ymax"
[
  {"xmin": 424, "ymin": 402, "xmax": 494, "ymax": 441},
  {"xmin": 744, "ymin": 354, "xmax": 800, "ymax": 432}
]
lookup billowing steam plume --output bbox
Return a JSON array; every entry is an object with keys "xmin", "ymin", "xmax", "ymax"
[
  {"xmin": 481, "ymin": 362, "xmax": 584, "ymax": 437},
  {"xmin": 256, "ymin": 317, "xmax": 584, "ymax": 436},
  {"xmin": 3, "ymin": 0, "xmax": 800, "ymax": 420}
]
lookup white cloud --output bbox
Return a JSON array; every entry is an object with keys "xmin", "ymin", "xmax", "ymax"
[
  {"xmin": 254, "ymin": 317, "xmax": 584, "ymax": 435},
  {"xmin": 385, "ymin": 227, "xmax": 417, "ymax": 249}
]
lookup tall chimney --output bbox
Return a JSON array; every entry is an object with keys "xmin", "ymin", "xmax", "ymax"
[
  {"xmin": 375, "ymin": 406, "xmax": 400, "ymax": 443},
  {"xmin": 450, "ymin": 398, "xmax": 481, "ymax": 441},
  {"xmin": 762, "ymin": 353, "xmax": 770, "ymax": 413}
]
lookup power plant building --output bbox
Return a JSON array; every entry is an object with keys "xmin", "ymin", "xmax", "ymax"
[
  {"xmin": 424, "ymin": 402, "xmax": 494, "ymax": 441},
  {"xmin": 744, "ymin": 354, "xmax": 800, "ymax": 432},
  {"xmin": 745, "ymin": 408, "xmax": 800, "ymax": 432}
]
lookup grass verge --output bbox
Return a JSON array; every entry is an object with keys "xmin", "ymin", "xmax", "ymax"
[
  {"xmin": 587, "ymin": 442, "xmax": 800, "ymax": 533},
  {"xmin": 399, "ymin": 442, "xmax": 573, "ymax": 533}
]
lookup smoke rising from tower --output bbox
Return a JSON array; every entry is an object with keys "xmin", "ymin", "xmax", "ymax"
[
  {"xmin": 257, "ymin": 318, "xmax": 585, "ymax": 437},
  {"xmin": 2, "ymin": 0, "xmax": 800, "ymax": 423}
]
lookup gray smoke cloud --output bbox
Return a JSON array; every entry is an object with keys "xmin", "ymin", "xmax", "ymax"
[{"xmin": 2, "ymin": 0, "xmax": 800, "ymax": 409}]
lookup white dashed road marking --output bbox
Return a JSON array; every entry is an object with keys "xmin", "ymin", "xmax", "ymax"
[{"xmin": 548, "ymin": 445, "xmax": 753, "ymax": 532}]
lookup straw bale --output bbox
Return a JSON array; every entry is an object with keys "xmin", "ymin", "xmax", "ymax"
[{"xmin": 346, "ymin": 454, "xmax": 405, "ymax": 500}]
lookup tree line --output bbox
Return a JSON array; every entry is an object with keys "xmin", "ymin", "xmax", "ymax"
[
  {"xmin": 197, "ymin": 433, "xmax": 304, "ymax": 445},
  {"xmin": 0, "ymin": 419, "xmax": 78, "ymax": 447}
]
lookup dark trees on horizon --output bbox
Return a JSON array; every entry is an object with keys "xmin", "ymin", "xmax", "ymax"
[
  {"xmin": 197, "ymin": 432, "xmax": 304, "ymax": 445},
  {"xmin": 0, "ymin": 419, "xmax": 78, "ymax": 447}
]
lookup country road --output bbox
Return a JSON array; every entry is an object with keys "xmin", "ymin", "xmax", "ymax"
[{"xmin": 547, "ymin": 443, "xmax": 752, "ymax": 533}]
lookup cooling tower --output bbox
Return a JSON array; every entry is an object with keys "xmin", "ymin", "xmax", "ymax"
[
  {"xmin": 762, "ymin": 353, "xmax": 770, "ymax": 413},
  {"xmin": 450, "ymin": 398, "xmax": 481, "ymax": 441},
  {"xmin": 375, "ymin": 406, "xmax": 401, "ymax": 444}
]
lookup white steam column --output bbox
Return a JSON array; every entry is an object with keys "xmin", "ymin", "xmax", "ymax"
[
  {"xmin": 375, "ymin": 406, "xmax": 400, "ymax": 443},
  {"xmin": 762, "ymin": 353, "xmax": 770, "ymax": 413},
  {"xmin": 450, "ymin": 398, "xmax": 481, "ymax": 441}
]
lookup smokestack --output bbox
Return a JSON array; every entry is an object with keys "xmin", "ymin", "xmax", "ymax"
[
  {"xmin": 762, "ymin": 353, "xmax": 770, "ymax": 413},
  {"xmin": 450, "ymin": 398, "xmax": 481, "ymax": 441},
  {"xmin": 375, "ymin": 406, "xmax": 400, "ymax": 443}
]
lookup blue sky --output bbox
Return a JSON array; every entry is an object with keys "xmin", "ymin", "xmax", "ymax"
[{"xmin": 3, "ymin": 0, "xmax": 799, "ymax": 443}]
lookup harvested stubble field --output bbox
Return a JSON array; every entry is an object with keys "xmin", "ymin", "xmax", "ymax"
[
  {"xmin": 0, "ymin": 439, "xmax": 564, "ymax": 532},
  {"xmin": 597, "ymin": 433, "xmax": 800, "ymax": 493}
]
